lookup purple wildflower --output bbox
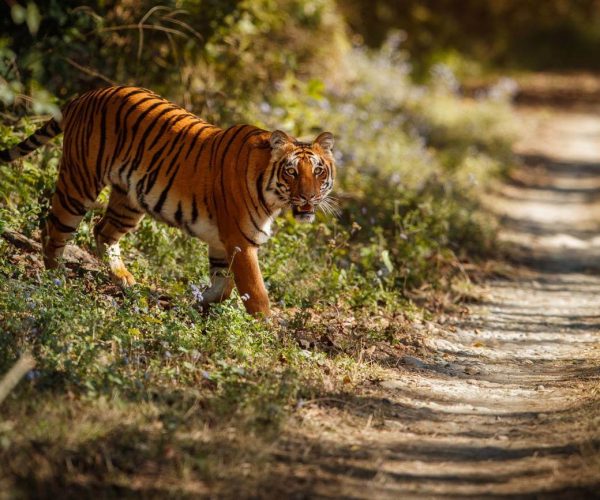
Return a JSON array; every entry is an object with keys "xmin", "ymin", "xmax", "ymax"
[{"xmin": 190, "ymin": 283, "xmax": 204, "ymax": 303}]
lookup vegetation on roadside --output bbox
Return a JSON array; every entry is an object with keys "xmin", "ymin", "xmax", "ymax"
[{"xmin": 0, "ymin": 1, "xmax": 516, "ymax": 494}]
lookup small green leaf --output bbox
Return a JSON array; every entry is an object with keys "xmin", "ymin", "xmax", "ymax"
[
  {"xmin": 381, "ymin": 250, "xmax": 394, "ymax": 272},
  {"xmin": 11, "ymin": 5, "xmax": 26, "ymax": 24},
  {"xmin": 306, "ymin": 78, "xmax": 325, "ymax": 99},
  {"xmin": 26, "ymin": 2, "xmax": 41, "ymax": 35}
]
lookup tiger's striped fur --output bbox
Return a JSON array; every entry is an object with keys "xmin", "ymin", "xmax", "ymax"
[{"xmin": 0, "ymin": 86, "xmax": 336, "ymax": 316}]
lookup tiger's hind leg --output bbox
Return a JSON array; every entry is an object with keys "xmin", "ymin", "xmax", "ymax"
[
  {"xmin": 42, "ymin": 161, "xmax": 101, "ymax": 269},
  {"xmin": 93, "ymin": 188, "xmax": 145, "ymax": 287},
  {"xmin": 197, "ymin": 246, "xmax": 234, "ymax": 310}
]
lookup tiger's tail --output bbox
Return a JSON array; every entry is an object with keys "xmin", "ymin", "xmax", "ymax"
[{"xmin": 0, "ymin": 118, "xmax": 62, "ymax": 163}]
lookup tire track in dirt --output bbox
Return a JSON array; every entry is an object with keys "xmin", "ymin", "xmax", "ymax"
[{"xmin": 268, "ymin": 107, "xmax": 600, "ymax": 498}]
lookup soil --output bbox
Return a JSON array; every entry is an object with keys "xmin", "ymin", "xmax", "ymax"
[{"xmin": 266, "ymin": 107, "xmax": 600, "ymax": 498}]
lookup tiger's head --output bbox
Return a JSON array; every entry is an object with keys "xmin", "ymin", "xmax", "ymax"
[{"xmin": 268, "ymin": 130, "xmax": 336, "ymax": 223}]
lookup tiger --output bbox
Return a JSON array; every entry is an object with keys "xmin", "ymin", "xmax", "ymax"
[{"xmin": 0, "ymin": 86, "xmax": 336, "ymax": 316}]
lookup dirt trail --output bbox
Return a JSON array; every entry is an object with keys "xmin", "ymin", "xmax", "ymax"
[{"xmin": 270, "ymin": 108, "xmax": 600, "ymax": 498}]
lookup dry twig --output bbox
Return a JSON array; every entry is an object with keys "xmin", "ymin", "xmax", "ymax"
[{"xmin": 0, "ymin": 354, "xmax": 36, "ymax": 405}]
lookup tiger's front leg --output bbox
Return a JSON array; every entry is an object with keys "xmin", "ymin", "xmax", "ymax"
[
  {"xmin": 198, "ymin": 246, "xmax": 235, "ymax": 310},
  {"xmin": 227, "ymin": 244, "xmax": 270, "ymax": 317}
]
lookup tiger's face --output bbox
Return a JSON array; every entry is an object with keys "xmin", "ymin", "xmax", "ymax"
[{"xmin": 268, "ymin": 130, "xmax": 336, "ymax": 223}]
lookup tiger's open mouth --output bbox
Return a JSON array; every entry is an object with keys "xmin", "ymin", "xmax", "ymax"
[{"xmin": 292, "ymin": 203, "xmax": 315, "ymax": 223}]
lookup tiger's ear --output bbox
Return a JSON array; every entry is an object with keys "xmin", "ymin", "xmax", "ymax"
[
  {"xmin": 314, "ymin": 132, "xmax": 334, "ymax": 153},
  {"xmin": 270, "ymin": 130, "xmax": 293, "ymax": 150}
]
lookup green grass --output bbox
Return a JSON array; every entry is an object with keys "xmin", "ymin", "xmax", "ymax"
[{"xmin": 0, "ymin": 46, "xmax": 516, "ymax": 495}]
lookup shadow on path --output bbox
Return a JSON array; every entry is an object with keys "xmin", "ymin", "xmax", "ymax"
[{"xmin": 268, "ymin": 107, "xmax": 600, "ymax": 498}]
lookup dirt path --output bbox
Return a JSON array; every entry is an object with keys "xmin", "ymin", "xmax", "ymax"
[{"xmin": 269, "ymin": 108, "xmax": 600, "ymax": 498}]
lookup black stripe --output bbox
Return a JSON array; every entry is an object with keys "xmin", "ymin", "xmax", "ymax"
[
  {"xmin": 18, "ymin": 143, "xmax": 38, "ymax": 153},
  {"xmin": 174, "ymin": 201, "xmax": 183, "ymax": 225},
  {"xmin": 162, "ymin": 119, "xmax": 196, "ymax": 159},
  {"xmin": 129, "ymin": 98, "xmax": 170, "ymax": 138},
  {"xmin": 192, "ymin": 128, "xmax": 219, "ymax": 172},
  {"xmin": 266, "ymin": 157, "xmax": 284, "ymax": 194},
  {"xmin": 48, "ymin": 120, "xmax": 62, "ymax": 135},
  {"xmin": 68, "ymin": 161, "xmax": 97, "ymax": 203},
  {"xmin": 237, "ymin": 135, "xmax": 270, "ymax": 235},
  {"xmin": 243, "ymin": 175, "xmax": 265, "ymax": 230},
  {"xmin": 111, "ymin": 89, "xmax": 150, "ymax": 160},
  {"xmin": 218, "ymin": 128, "xmax": 257, "ymax": 214},
  {"xmin": 48, "ymin": 213, "xmax": 76, "ymax": 233},
  {"xmin": 114, "ymin": 95, "xmax": 160, "ymax": 158},
  {"xmin": 153, "ymin": 163, "xmax": 181, "ymax": 214},
  {"xmin": 120, "ymin": 204, "xmax": 143, "ymax": 216},
  {"xmin": 130, "ymin": 106, "xmax": 178, "ymax": 156},
  {"xmin": 72, "ymin": 93, "xmax": 95, "ymax": 168},
  {"xmin": 255, "ymin": 172, "xmax": 270, "ymax": 214},
  {"xmin": 92, "ymin": 86, "xmax": 124, "ymax": 180},
  {"xmin": 112, "ymin": 184, "xmax": 128, "ymax": 195},
  {"xmin": 37, "ymin": 122, "xmax": 53, "ymax": 138},
  {"xmin": 204, "ymin": 195, "xmax": 212, "ymax": 220},
  {"xmin": 191, "ymin": 194, "xmax": 198, "ymax": 223},
  {"xmin": 95, "ymin": 104, "xmax": 108, "ymax": 180},
  {"xmin": 143, "ymin": 160, "xmax": 165, "ymax": 195},
  {"xmin": 135, "ymin": 178, "xmax": 148, "ymax": 211},
  {"xmin": 55, "ymin": 187, "xmax": 86, "ymax": 216},
  {"xmin": 212, "ymin": 127, "xmax": 235, "ymax": 167},
  {"xmin": 147, "ymin": 109, "xmax": 187, "ymax": 150},
  {"xmin": 184, "ymin": 124, "xmax": 213, "ymax": 160},
  {"xmin": 114, "ymin": 89, "xmax": 148, "ymax": 131},
  {"xmin": 131, "ymin": 141, "xmax": 167, "ymax": 191},
  {"xmin": 220, "ymin": 125, "xmax": 250, "ymax": 161},
  {"xmin": 234, "ymin": 221, "xmax": 260, "ymax": 246},
  {"xmin": 120, "ymin": 100, "xmax": 168, "ymax": 161},
  {"xmin": 123, "ymin": 107, "xmax": 181, "ymax": 179},
  {"xmin": 106, "ymin": 205, "xmax": 141, "ymax": 221},
  {"xmin": 144, "ymin": 160, "xmax": 164, "ymax": 195},
  {"xmin": 222, "ymin": 129, "xmax": 265, "ymax": 232},
  {"xmin": 164, "ymin": 140, "xmax": 186, "ymax": 177},
  {"xmin": 104, "ymin": 215, "xmax": 128, "ymax": 230},
  {"xmin": 104, "ymin": 214, "xmax": 137, "ymax": 230},
  {"xmin": 208, "ymin": 129, "xmax": 228, "ymax": 176},
  {"xmin": 63, "ymin": 170, "xmax": 87, "ymax": 202}
]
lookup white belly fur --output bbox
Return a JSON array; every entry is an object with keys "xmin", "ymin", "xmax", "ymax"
[{"xmin": 188, "ymin": 216, "xmax": 221, "ymax": 247}]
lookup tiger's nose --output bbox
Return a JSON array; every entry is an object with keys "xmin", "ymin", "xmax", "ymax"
[{"xmin": 299, "ymin": 194, "xmax": 317, "ymax": 204}]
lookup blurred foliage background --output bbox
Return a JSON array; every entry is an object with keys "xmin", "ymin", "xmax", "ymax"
[
  {"xmin": 339, "ymin": 0, "xmax": 600, "ymax": 78},
  {"xmin": 3, "ymin": 0, "xmax": 600, "ymax": 112},
  {"xmin": 0, "ymin": 0, "xmax": 347, "ymax": 120}
]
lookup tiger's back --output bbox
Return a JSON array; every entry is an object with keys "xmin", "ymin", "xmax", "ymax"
[{"xmin": 61, "ymin": 86, "xmax": 273, "ymax": 246}]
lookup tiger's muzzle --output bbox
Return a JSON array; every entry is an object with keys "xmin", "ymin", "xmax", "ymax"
[{"xmin": 292, "ymin": 202, "xmax": 315, "ymax": 223}]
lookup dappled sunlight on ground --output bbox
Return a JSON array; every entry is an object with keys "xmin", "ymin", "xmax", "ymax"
[{"xmin": 268, "ymin": 105, "xmax": 600, "ymax": 497}]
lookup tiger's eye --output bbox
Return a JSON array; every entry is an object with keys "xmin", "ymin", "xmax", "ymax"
[
  {"xmin": 313, "ymin": 166, "xmax": 324, "ymax": 175},
  {"xmin": 285, "ymin": 167, "xmax": 297, "ymax": 176}
]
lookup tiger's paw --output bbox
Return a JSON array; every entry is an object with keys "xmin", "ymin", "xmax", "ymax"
[{"xmin": 109, "ymin": 266, "xmax": 136, "ymax": 288}]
